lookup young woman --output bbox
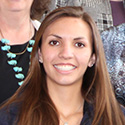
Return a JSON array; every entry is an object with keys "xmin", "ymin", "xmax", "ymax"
[
  {"xmin": 0, "ymin": 0, "xmax": 51, "ymax": 103},
  {"xmin": 0, "ymin": 6, "xmax": 124, "ymax": 125},
  {"xmin": 49, "ymin": 0, "xmax": 125, "ymax": 106}
]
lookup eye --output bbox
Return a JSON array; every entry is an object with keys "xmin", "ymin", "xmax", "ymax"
[
  {"xmin": 49, "ymin": 40, "xmax": 59, "ymax": 46},
  {"xmin": 75, "ymin": 42, "xmax": 85, "ymax": 48}
]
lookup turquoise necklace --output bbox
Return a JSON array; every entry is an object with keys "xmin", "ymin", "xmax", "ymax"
[
  {"xmin": 0, "ymin": 26, "xmax": 35, "ymax": 86},
  {"xmin": 0, "ymin": 23, "xmax": 35, "ymax": 86},
  {"xmin": 0, "ymin": 22, "xmax": 35, "ymax": 86},
  {"xmin": 1, "ymin": 38, "xmax": 35, "ymax": 86}
]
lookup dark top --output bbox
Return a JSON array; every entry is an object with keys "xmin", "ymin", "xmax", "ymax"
[
  {"xmin": 0, "ymin": 101, "xmax": 93, "ymax": 125},
  {"xmin": 0, "ymin": 36, "xmax": 35, "ymax": 104},
  {"xmin": 110, "ymin": 1, "xmax": 125, "ymax": 26},
  {"xmin": 0, "ymin": 101, "xmax": 124, "ymax": 125}
]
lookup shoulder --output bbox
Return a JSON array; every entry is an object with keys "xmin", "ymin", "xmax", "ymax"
[
  {"xmin": 100, "ymin": 23, "xmax": 125, "ymax": 60},
  {"xmin": 31, "ymin": 19, "xmax": 41, "ymax": 30},
  {"xmin": 0, "ymin": 104, "xmax": 19, "ymax": 125},
  {"xmin": 101, "ymin": 23, "xmax": 125, "ymax": 43},
  {"xmin": 80, "ymin": 101, "xmax": 93, "ymax": 125}
]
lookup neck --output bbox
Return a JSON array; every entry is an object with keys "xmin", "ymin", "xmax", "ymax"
[
  {"xmin": 48, "ymin": 83, "xmax": 84, "ymax": 117},
  {"xmin": 48, "ymin": 84, "xmax": 84, "ymax": 125},
  {"xmin": 0, "ymin": 9, "xmax": 31, "ymax": 28},
  {"xmin": 0, "ymin": 10, "xmax": 34, "ymax": 44}
]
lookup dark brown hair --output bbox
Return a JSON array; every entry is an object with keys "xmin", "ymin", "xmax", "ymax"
[
  {"xmin": 31, "ymin": 0, "xmax": 51, "ymax": 20},
  {"xmin": 1, "ymin": 6, "xmax": 125, "ymax": 125}
]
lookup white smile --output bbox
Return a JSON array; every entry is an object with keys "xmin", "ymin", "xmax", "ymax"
[{"xmin": 54, "ymin": 65, "xmax": 76, "ymax": 71}]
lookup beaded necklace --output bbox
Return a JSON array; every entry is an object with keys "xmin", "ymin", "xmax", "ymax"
[
  {"xmin": 1, "ymin": 39, "xmax": 35, "ymax": 86},
  {"xmin": 0, "ymin": 26, "xmax": 35, "ymax": 86}
]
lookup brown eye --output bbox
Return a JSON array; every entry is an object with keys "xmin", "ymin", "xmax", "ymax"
[
  {"xmin": 75, "ymin": 42, "xmax": 84, "ymax": 48},
  {"xmin": 49, "ymin": 40, "xmax": 59, "ymax": 46}
]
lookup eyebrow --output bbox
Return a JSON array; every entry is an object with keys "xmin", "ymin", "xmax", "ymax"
[
  {"xmin": 49, "ymin": 34, "xmax": 86, "ymax": 40},
  {"xmin": 49, "ymin": 34, "xmax": 62, "ymax": 39},
  {"xmin": 74, "ymin": 37, "xmax": 86, "ymax": 40}
]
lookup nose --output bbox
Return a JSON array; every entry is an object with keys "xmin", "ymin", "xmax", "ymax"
[{"xmin": 58, "ymin": 44, "xmax": 74, "ymax": 59}]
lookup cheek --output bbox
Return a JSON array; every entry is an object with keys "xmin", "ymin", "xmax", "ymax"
[
  {"xmin": 42, "ymin": 49, "xmax": 56, "ymax": 63},
  {"xmin": 29, "ymin": 0, "xmax": 34, "ymax": 6},
  {"xmin": 76, "ymin": 52, "xmax": 92, "ymax": 64}
]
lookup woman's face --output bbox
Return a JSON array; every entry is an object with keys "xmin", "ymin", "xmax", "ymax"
[
  {"xmin": 39, "ymin": 17, "xmax": 95, "ymax": 86},
  {"xmin": 0, "ymin": 0, "xmax": 33, "ymax": 12}
]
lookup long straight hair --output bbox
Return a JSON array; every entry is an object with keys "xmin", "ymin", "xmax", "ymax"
[{"xmin": 1, "ymin": 6, "xmax": 124, "ymax": 125}]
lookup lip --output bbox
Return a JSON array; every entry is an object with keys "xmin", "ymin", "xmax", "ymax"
[{"xmin": 53, "ymin": 63, "xmax": 77, "ymax": 74}]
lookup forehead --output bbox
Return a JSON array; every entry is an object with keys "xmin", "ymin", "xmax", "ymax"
[{"xmin": 43, "ymin": 17, "xmax": 92, "ymax": 39}]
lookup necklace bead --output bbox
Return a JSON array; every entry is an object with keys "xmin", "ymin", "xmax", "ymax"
[
  {"xmin": 13, "ymin": 67, "xmax": 23, "ymax": 72},
  {"xmin": 1, "ymin": 38, "xmax": 9, "ymax": 44},
  {"xmin": 8, "ymin": 60, "xmax": 17, "ymax": 65},
  {"xmin": 64, "ymin": 122, "xmax": 68, "ymax": 125},
  {"xmin": 15, "ymin": 73, "xmax": 24, "ymax": 79},
  {"xmin": 7, "ymin": 53, "xmax": 16, "ymax": 58},
  {"xmin": 1, "ymin": 45, "xmax": 10, "ymax": 51}
]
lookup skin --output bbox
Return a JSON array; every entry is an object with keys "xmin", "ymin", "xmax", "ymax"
[
  {"xmin": 0, "ymin": 0, "xmax": 34, "ymax": 44},
  {"xmin": 0, "ymin": 0, "xmax": 33, "ymax": 12},
  {"xmin": 39, "ymin": 17, "xmax": 95, "ymax": 125},
  {"xmin": 40, "ymin": 17, "xmax": 95, "ymax": 87}
]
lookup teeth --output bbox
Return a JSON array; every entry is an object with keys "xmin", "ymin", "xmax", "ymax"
[{"xmin": 54, "ymin": 65, "xmax": 76, "ymax": 71}]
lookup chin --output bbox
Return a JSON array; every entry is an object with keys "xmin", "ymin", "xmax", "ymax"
[{"xmin": 57, "ymin": 80, "xmax": 76, "ymax": 86}]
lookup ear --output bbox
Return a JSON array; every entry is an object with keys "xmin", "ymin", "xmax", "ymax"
[
  {"xmin": 38, "ymin": 48, "xmax": 43, "ymax": 63},
  {"xmin": 88, "ymin": 54, "xmax": 96, "ymax": 67}
]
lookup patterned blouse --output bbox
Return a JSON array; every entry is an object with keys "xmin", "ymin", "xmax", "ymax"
[{"xmin": 101, "ymin": 23, "xmax": 125, "ymax": 106}]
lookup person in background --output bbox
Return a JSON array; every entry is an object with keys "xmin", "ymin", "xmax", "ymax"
[
  {"xmin": 100, "ymin": 0, "xmax": 125, "ymax": 106},
  {"xmin": 110, "ymin": 0, "xmax": 125, "ymax": 26},
  {"xmin": 101, "ymin": 23, "xmax": 125, "ymax": 106},
  {"xmin": 0, "ymin": 6, "xmax": 124, "ymax": 125},
  {"xmin": 48, "ymin": 0, "xmax": 125, "ymax": 32},
  {"xmin": 0, "ymin": 0, "xmax": 51, "ymax": 104}
]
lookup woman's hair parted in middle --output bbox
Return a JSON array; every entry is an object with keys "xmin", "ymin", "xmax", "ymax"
[
  {"xmin": 32, "ymin": 6, "xmax": 106, "ymax": 101},
  {"xmin": 3, "ymin": 6, "xmax": 124, "ymax": 125}
]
